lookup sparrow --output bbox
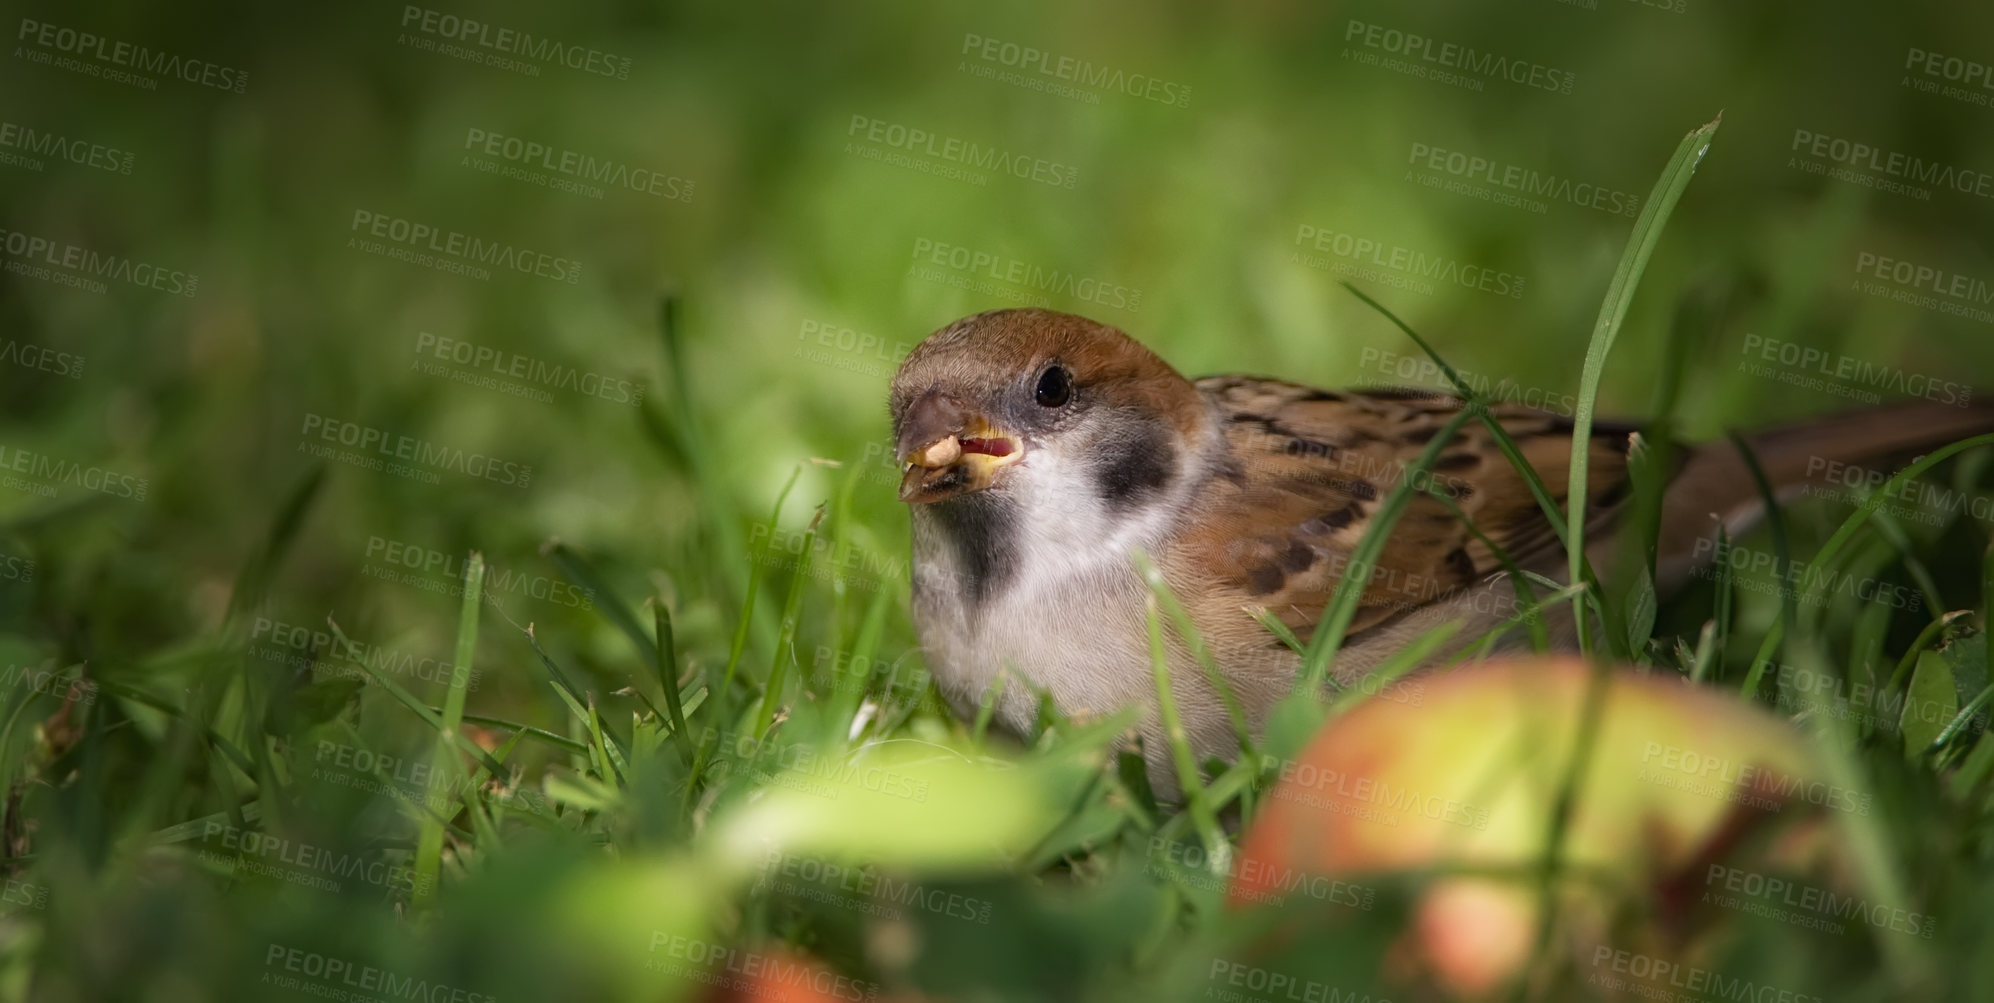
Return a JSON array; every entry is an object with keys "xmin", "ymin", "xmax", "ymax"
[{"xmin": 888, "ymin": 308, "xmax": 1989, "ymax": 793}]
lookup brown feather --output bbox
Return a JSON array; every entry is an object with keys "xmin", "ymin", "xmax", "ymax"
[{"xmin": 1165, "ymin": 377, "xmax": 1631, "ymax": 655}]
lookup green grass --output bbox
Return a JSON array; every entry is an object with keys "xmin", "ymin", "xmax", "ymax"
[{"xmin": 9, "ymin": 131, "xmax": 1991, "ymax": 1000}]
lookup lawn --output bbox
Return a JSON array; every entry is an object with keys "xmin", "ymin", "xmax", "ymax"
[{"xmin": 5, "ymin": 1, "xmax": 1994, "ymax": 1000}]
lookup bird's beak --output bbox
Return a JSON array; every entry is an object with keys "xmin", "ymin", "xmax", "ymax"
[{"xmin": 895, "ymin": 391, "xmax": 1025, "ymax": 504}]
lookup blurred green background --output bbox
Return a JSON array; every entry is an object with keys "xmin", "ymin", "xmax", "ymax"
[{"xmin": 7, "ymin": 0, "xmax": 1994, "ymax": 1000}]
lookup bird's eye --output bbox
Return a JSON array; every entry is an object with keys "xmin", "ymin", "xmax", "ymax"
[{"xmin": 1034, "ymin": 365, "xmax": 1072, "ymax": 408}]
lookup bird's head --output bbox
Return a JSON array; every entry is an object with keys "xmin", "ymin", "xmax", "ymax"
[{"xmin": 888, "ymin": 309, "xmax": 1212, "ymax": 511}]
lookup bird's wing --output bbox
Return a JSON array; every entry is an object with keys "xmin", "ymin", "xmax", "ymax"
[{"xmin": 1171, "ymin": 376, "xmax": 1635, "ymax": 642}]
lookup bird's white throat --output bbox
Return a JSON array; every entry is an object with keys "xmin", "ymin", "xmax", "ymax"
[{"xmin": 907, "ymin": 420, "xmax": 1225, "ymax": 732}]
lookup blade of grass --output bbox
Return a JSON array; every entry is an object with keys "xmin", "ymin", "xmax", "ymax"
[
  {"xmin": 588, "ymin": 695, "xmax": 628, "ymax": 784},
  {"xmin": 1299, "ymin": 406, "xmax": 1477, "ymax": 688},
  {"xmin": 723, "ymin": 465, "xmax": 802, "ymax": 716},
  {"xmin": 1884, "ymin": 611, "xmax": 1969, "ymax": 699},
  {"xmin": 1443, "ymin": 584, "xmax": 1590, "ymax": 666},
  {"xmin": 1144, "ymin": 594, "xmax": 1225, "ymax": 870},
  {"xmin": 544, "ymin": 540, "xmax": 673, "ymax": 715},
  {"xmin": 222, "ymin": 465, "xmax": 325, "ymax": 629},
  {"xmin": 425, "ymin": 710, "xmax": 590, "ymax": 755},
  {"xmin": 1340, "ymin": 282, "xmax": 1606, "ymax": 653},
  {"xmin": 1248, "ymin": 608, "xmax": 1319, "ymax": 681},
  {"xmin": 820, "ymin": 457, "xmax": 864, "ymax": 663},
  {"xmin": 1785, "ymin": 635, "xmax": 1933, "ymax": 986},
  {"xmin": 754, "ymin": 503, "xmax": 824, "ymax": 739},
  {"xmin": 1564, "ymin": 114, "xmax": 1721, "ymax": 655},
  {"xmin": 523, "ymin": 623, "xmax": 628, "ymax": 774},
  {"xmin": 324, "ymin": 619, "xmax": 508, "ymax": 779},
  {"xmin": 1711, "ymin": 524, "xmax": 1734, "ymax": 682},
  {"xmin": 825, "ymin": 580, "xmax": 895, "ymax": 729},
  {"xmin": 652, "ymin": 601, "xmax": 694, "ymax": 765},
  {"xmin": 1425, "ymin": 488, "xmax": 1549, "ymax": 650},
  {"xmin": 1926, "ymin": 681, "xmax": 1994, "ymax": 754},
  {"xmin": 1134, "ymin": 551, "xmax": 1256, "ymax": 760},
  {"xmin": 1521, "ymin": 113, "xmax": 1722, "ymax": 990},
  {"xmin": 92, "ymin": 679, "xmax": 256, "ymax": 777},
  {"xmin": 1791, "ymin": 435, "xmax": 1994, "ymax": 612},
  {"xmin": 414, "ymin": 552, "xmax": 482, "ymax": 910},
  {"xmin": 971, "ymin": 672, "xmax": 1007, "ymax": 746},
  {"xmin": 1687, "ymin": 620, "xmax": 1719, "ymax": 683},
  {"xmin": 1340, "ymin": 284, "xmax": 1583, "ymax": 560},
  {"xmin": 1332, "ymin": 621, "xmax": 1460, "ymax": 715},
  {"xmin": 1728, "ymin": 431, "xmax": 1798, "ymax": 633},
  {"xmin": 1864, "ymin": 508, "xmax": 1944, "ymax": 614}
]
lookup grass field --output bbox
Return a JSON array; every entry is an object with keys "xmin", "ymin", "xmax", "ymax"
[{"xmin": 7, "ymin": 1, "xmax": 1994, "ymax": 1000}]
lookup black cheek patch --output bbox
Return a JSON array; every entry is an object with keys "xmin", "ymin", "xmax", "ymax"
[
  {"xmin": 1095, "ymin": 422, "xmax": 1177, "ymax": 511},
  {"xmin": 933, "ymin": 494, "xmax": 1018, "ymax": 607}
]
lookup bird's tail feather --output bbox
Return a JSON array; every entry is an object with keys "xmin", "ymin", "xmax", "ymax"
[{"xmin": 1652, "ymin": 398, "xmax": 1994, "ymax": 590}]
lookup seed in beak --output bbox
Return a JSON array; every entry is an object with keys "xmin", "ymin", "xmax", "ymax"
[{"xmin": 911, "ymin": 435, "xmax": 961, "ymax": 468}]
